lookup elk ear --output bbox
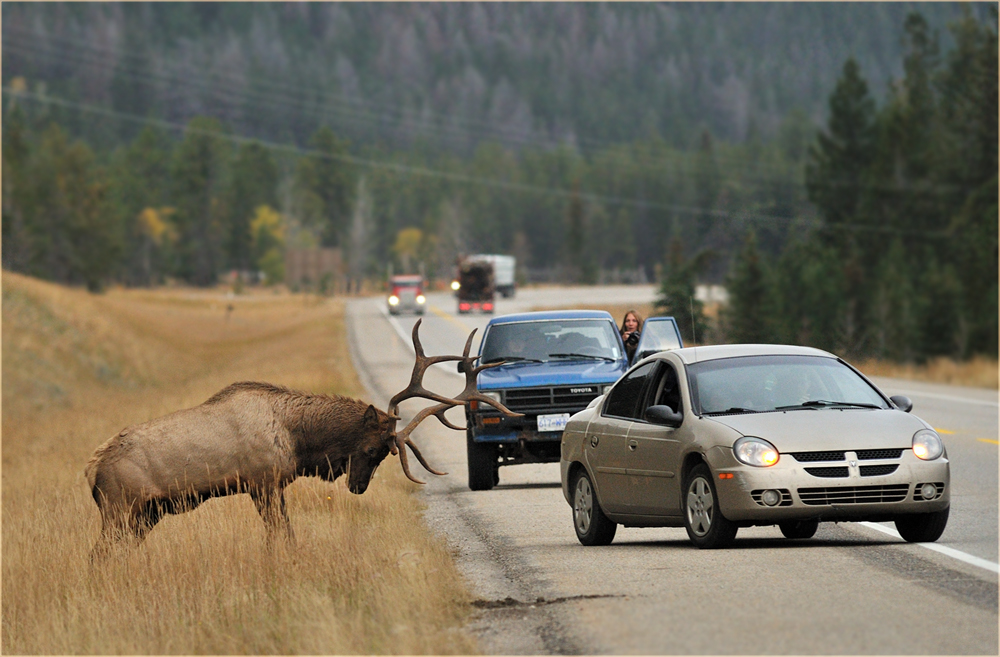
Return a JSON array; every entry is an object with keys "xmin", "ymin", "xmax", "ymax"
[{"xmin": 363, "ymin": 404, "xmax": 380, "ymax": 430}]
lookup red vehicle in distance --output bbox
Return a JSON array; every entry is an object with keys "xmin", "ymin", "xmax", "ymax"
[{"xmin": 387, "ymin": 275, "xmax": 426, "ymax": 315}]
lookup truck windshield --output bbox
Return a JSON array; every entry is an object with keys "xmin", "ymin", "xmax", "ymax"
[{"xmin": 481, "ymin": 320, "xmax": 622, "ymax": 364}]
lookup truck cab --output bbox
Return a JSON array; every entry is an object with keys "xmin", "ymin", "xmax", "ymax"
[
  {"xmin": 387, "ymin": 275, "xmax": 426, "ymax": 315},
  {"xmin": 463, "ymin": 310, "xmax": 629, "ymax": 490}
]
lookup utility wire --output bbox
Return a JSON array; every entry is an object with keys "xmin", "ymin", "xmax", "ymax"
[{"xmin": 4, "ymin": 87, "xmax": 957, "ymax": 239}]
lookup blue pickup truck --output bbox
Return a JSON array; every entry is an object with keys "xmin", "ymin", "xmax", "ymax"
[{"xmin": 464, "ymin": 310, "xmax": 683, "ymax": 490}]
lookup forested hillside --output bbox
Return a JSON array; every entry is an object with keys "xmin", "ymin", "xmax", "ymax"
[{"xmin": 2, "ymin": 3, "xmax": 996, "ymax": 361}]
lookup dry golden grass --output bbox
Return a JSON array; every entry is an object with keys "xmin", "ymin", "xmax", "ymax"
[
  {"xmin": 531, "ymin": 297, "xmax": 997, "ymax": 388},
  {"xmin": 2, "ymin": 272, "xmax": 478, "ymax": 654}
]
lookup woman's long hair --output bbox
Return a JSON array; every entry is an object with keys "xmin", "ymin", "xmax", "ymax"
[{"xmin": 619, "ymin": 309, "xmax": 644, "ymax": 335}]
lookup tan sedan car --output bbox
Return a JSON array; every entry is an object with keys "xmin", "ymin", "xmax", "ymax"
[{"xmin": 560, "ymin": 344, "xmax": 950, "ymax": 549}]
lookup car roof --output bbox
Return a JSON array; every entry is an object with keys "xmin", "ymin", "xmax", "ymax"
[
  {"xmin": 485, "ymin": 310, "xmax": 614, "ymax": 325},
  {"xmin": 661, "ymin": 343, "xmax": 836, "ymax": 365}
]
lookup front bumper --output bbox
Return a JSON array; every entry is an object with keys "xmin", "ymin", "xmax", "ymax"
[{"xmin": 706, "ymin": 447, "xmax": 950, "ymax": 523}]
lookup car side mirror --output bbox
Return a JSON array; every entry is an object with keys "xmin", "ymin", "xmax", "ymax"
[
  {"xmin": 889, "ymin": 395, "xmax": 912, "ymax": 413},
  {"xmin": 645, "ymin": 404, "xmax": 683, "ymax": 427}
]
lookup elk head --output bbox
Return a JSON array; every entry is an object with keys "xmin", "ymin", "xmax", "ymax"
[
  {"xmin": 345, "ymin": 404, "xmax": 396, "ymax": 494},
  {"xmin": 375, "ymin": 318, "xmax": 522, "ymax": 487}
]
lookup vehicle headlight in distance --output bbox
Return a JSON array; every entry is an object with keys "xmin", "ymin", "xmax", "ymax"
[
  {"xmin": 416, "ymin": 294, "xmax": 426, "ymax": 304},
  {"xmin": 451, "ymin": 280, "xmax": 461, "ymax": 291},
  {"xmin": 733, "ymin": 436, "xmax": 780, "ymax": 467},
  {"xmin": 482, "ymin": 391, "xmax": 501, "ymax": 403},
  {"xmin": 912, "ymin": 429, "xmax": 943, "ymax": 460},
  {"xmin": 388, "ymin": 295, "xmax": 399, "ymax": 305}
]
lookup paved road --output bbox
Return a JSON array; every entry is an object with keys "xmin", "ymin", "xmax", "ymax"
[{"xmin": 348, "ymin": 286, "xmax": 998, "ymax": 655}]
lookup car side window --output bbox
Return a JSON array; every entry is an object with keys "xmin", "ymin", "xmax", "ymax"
[
  {"xmin": 647, "ymin": 363, "xmax": 681, "ymax": 413},
  {"xmin": 603, "ymin": 362, "xmax": 656, "ymax": 419}
]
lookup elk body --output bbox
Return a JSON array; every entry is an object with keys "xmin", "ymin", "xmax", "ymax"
[{"xmin": 85, "ymin": 320, "xmax": 519, "ymax": 558}]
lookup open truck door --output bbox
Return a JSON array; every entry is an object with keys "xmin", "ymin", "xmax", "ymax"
[{"xmin": 631, "ymin": 316, "xmax": 684, "ymax": 365}]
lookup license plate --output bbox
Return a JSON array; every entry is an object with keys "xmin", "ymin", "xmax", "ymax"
[{"xmin": 537, "ymin": 413, "xmax": 571, "ymax": 432}]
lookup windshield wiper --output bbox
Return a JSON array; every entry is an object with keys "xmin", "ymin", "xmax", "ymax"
[
  {"xmin": 775, "ymin": 399, "xmax": 882, "ymax": 410},
  {"xmin": 547, "ymin": 352, "xmax": 616, "ymax": 362},
  {"xmin": 703, "ymin": 407, "xmax": 759, "ymax": 416},
  {"xmin": 483, "ymin": 356, "xmax": 543, "ymax": 364}
]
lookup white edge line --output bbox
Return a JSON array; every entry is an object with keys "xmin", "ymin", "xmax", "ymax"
[
  {"xmin": 859, "ymin": 522, "xmax": 999, "ymax": 574},
  {"xmin": 376, "ymin": 300, "xmax": 464, "ymax": 378}
]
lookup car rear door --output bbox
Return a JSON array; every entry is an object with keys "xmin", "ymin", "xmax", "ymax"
[{"xmin": 586, "ymin": 362, "xmax": 656, "ymax": 513}]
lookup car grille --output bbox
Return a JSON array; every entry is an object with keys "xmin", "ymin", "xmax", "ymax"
[
  {"xmin": 805, "ymin": 466, "xmax": 850, "ymax": 478},
  {"xmin": 798, "ymin": 484, "xmax": 909, "ymax": 505},
  {"xmin": 791, "ymin": 451, "xmax": 845, "ymax": 462},
  {"xmin": 860, "ymin": 464, "xmax": 899, "ymax": 477},
  {"xmin": 501, "ymin": 386, "xmax": 601, "ymax": 412},
  {"xmin": 791, "ymin": 449, "xmax": 905, "ymax": 463},
  {"xmin": 857, "ymin": 449, "xmax": 904, "ymax": 460}
]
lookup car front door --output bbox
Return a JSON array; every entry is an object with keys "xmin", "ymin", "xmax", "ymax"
[
  {"xmin": 586, "ymin": 362, "xmax": 656, "ymax": 513},
  {"xmin": 631, "ymin": 317, "xmax": 684, "ymax": 365},
  {"xmin": 624, "ymin": 361, "xmax": 684, "ymax": 516}
]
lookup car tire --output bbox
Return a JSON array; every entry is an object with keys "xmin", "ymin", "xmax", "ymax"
[
  {"xmin": 779, "ymin": 518, "xmax": 819, "ymax": 539},
  {"xmin": 683, "ymin": 463, "xmax": 738, "ymax": 549},
  {"xmin": 895, "ymin": 506, "xmax": 949, "ymax": 543},
  {"xmin": 467, "ymin": 432, "xmax": 497, "ymax": 491},
  {"xmin": 572, "ymin": 469, "xmax": 617, "ymax": 546}
]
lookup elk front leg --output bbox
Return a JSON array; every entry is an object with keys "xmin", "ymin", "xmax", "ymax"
[{"xmin": 251, "ymin": 487, "xmax": 294, "ymax": 543}]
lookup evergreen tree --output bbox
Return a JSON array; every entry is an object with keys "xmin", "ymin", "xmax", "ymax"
[
  {"xmin": 723, "ymin": 230, "xmax": 782, "ymax": 344},
  {"xmin": 223, "ymin": 142, "xmax": 278, "ymax": 272},
  {"xmin": 170, "ymin": 117, "xmax": 230, "ymax": 286},
  {"xmin": 654, "ymin": 238, "xmax": 712, "ymax": 344},
  {"xmin": 294, "ymin": 126, "xmax": 355, "ymax": 248},
  {"xmin": 564, "ymin": 180, "xmax": 585, "ymax": 283}
]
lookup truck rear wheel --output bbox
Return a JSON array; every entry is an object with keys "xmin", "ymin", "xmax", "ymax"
[{"xmin": 467, "ymin": 432, "xmax": 497, "ymax": 491}]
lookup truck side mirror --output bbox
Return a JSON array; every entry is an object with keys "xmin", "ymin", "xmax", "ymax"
[
  {"xmin": 457, "ymin": 361, "xmax": 465, "ymax": 373},
  {"xmin": 644, "ymin": 404, "xmax": 683, "ymax": 427}
]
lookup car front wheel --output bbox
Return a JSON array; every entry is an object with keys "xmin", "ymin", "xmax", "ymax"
[
  {"xmin": 779, "ymin": 518, "xmax": 819, "ymax": 539},
  {"xmin": 572, "ymin": 469, "xmax": 617, "ymax": 546},
  {"xmin": 684, "ymin": 463, "xmax": 738, "ymax": 549},
  {"xmin": 895, "ymin": 507, "xmax": 949, "ymax": 543}
]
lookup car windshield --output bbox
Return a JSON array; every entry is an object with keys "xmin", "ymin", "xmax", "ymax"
[
  {"xmin": 480, "ymin": 319, "xmax": 622, "ymax": 364},
  {"xmin": 688, "ymin": 355, "xmax": 889, "ymax": 415}
]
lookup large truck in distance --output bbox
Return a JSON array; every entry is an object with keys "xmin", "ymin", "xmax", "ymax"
[
  {"xmin": 456, "ymin": 259, "xmax": 495, "ymax": 314},
  {"xmin": 467, "ymin": 254, "xmax": 516, "ymax": 298}
]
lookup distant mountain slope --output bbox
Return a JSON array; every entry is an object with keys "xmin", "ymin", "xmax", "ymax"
[{"xmin": 2, "ymin": 2, "xmax": 989, "ymax": 153}]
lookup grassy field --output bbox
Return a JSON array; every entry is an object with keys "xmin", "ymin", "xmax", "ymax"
[
  {"xmin": 2, "ymin": 272, "xmax": 478, "ymax": 654},
  {"xmin": 543, "ymin": 299, "xmax": 998, "ymax": 389}
]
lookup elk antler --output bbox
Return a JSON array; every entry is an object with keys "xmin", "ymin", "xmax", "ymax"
[{"xmin": 388, "ymin": 319, "xmax": 523, "ymax": 484}]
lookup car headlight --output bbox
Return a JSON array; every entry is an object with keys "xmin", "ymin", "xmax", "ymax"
[
  {"xmin": 416, "ymin": 294, "xmax": 426, "ymax": 304},
  {"xmin": 601, "ymin": 385, "xmax": 613, "ymax": 395},
  {"xmin": 450, "ymin": 280, "xmax": 461, "ymax": 291},
  {"xmin": 912, "ymin": 429, "xmax": 943, "ymax": 460},
  {"xmin": 388, "ymin": 295, "xmax": 399, "ymax": 305},
  {"xmin": 481, "ymin": 391, "xmax": 501, "ymax": 403},
  {"xmin": 733, "ymin": 436, "xmax": 780, "ymax": 467}
]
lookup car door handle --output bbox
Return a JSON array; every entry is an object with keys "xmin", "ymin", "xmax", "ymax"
[
  {"xmin": 590, "ymin": 435, "xmax": 599, "ymax": 448},
  {"xmin": 628, "ymin": 439, "xmax": 638, "ymax": 451}
]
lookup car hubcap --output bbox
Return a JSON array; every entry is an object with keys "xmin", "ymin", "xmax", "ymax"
[
  {"xmin": 687, "ymin": 477, "xmax": 714, "ymax": 537},
  {"xmin": 574, "ymin": 478, "xmax": 593, "ymax": 535}
]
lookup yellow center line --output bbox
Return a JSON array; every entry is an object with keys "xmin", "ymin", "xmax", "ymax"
[
  {"xmin": 934, "ymin": 428, "xmax": 955, "ymax": 434},
  {"xmin": 977, "ymin": 438, "xmax": 999, "ymax": 445},
  {"xmin": 430, "ymin": 305, "xmax": 474, "ymax": 333}
]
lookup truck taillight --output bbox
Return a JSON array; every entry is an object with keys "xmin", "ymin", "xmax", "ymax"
[{"xmin": 483, "ymin": 303, "xmax": 494, "ymax": 311}]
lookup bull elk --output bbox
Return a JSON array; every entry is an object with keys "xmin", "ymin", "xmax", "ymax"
[{"xmin": 85, "ymin": 319, "xmax": 519, "ymax": 558}]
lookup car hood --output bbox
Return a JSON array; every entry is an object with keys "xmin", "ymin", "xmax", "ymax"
[
  {"xmin": 704, "ymin": 409, "xmax": 928, "ymax": 451},
  {"xmin": 478, "ymin": 359, "xmax": 626, "ymax": 390}
]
